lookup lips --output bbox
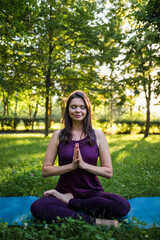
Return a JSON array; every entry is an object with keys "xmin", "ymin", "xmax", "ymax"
[{"xmin": 74, "ymin": 115, "xmax": 82, "ymax": 117}]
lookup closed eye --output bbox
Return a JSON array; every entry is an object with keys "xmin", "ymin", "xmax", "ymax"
[
  {"xmin": 71, "ymin": 105, "xmax": 76, "ymax": 109},
  {"xmin": 80, "ymin": 105, "xmax": 86, "ymax": 109},
  {"xmin": 71, "ymin": 105, "xmax": 86, "ymax": 109}
]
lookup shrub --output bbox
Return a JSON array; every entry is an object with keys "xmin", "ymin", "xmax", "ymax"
[
  {"xmin": 0, "ymin": 118, "xmax": 21, "ymax": 130},
  {"xmin": 97, "ymin": 119, "xmax": 160, "ymax": 134}
]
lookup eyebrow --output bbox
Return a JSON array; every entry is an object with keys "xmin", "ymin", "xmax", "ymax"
[{"xmin": 70, "ymin": 104, "xmax": 85, "ymax": 106}]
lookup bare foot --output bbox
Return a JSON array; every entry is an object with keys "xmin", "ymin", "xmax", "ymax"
[
  {"xmin": 96, "ymin": 219, "xmax": 119, "ymax": 227},
  {"xmin": 44, "ymin": 189, "xmax": 74, "ymax": 204}
]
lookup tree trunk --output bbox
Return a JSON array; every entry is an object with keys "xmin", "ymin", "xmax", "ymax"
[
  {"xmin": 129, "ymin": 95, "xmax": 133, "ymax": 117},
  {"xmin": 130, "ymin": 105, "xmax": 132, "ymax": 117},
  {"xmin": 32, "ymin": 101, "xmax": 38, "ymax": 130},
  {"xmin": 144, "ymin": 96, "xmax": 150, "ymax": 137},
  {"xmin": 3, "ymin": 91, "xmax": 9, "ymax": 116},
  {"xmin": 61, "ymin": 98, "xmax": 66, "ymax": 122},
  {"xmin": 48, "ymin": 101, "xmax": 51, "ymax": 129},
  {"xmin": 110, "ymin": 98, "xmax": 113, "ymax": 127},
  {"xmin": 44, "ymin": 5, "xmax": 53, "ymax": 136},
  {"xmin": 45, "ymin": 76, "xmax": 50, "ymax": 136},
  {"xmin": 29, "ymin": 105, "xmax": 32, "ymax": 119},
  {"xmin": 93, "ymin": 104, "xmax": 96, "ymax": 127},
  {"xmin": 4, "ymin": 102, "xmax": 9, "ymax": 116},
  {"xmin": 144, "ymin": 73, "xmax": 151, "ymax": 138},
  {"xmin": 15, "ymin": 93, "xmax": 18, "ymax": 117}
]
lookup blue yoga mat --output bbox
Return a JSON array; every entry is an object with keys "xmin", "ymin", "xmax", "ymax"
[
  {"xmin": 0, "ymin": 196, "xmax": 159, "ymax": 228},
  {"xmin": 120, "ymin": 197, "xmax": 160, "ymax": 229},
  {"xmin": 0, "ymin": 196, "xmax": 39, "ymax": 226}
]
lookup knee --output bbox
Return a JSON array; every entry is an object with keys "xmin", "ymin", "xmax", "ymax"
[
  {"xmin": 30, "ymin": 199, "xmax": 45, "ymax": 220},
  {"xmin": 30, "ymin": 200, "xmax": 40, "ymax": 217},
  {"xmin": 117, "ymin": 198, "xmax": 131, "ymax": 218}
]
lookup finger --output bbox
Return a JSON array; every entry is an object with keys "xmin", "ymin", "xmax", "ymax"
[
  {"xmin": 74, "ymin": 143, "xmax": 79, "ymax": 159},
  {"xmin": 78, "ymin": 148, "xmax": 82, "ymax": 158},
  {"xmin": 76, "ymin": 143, "xmax": 81, "ymax": 159},
  {"xmin": 75, "ymin": 143, "xmax": 79, "ymax": 151},
  {"xmin": 76, "ymin": 145, "xmax": 80, "ymax": 159},
  {"xmin": 73, "ymin": 145, "xmax": 77, "ymax": 160}
]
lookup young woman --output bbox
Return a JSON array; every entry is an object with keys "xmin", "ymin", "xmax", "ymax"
[{"xmin": 31, "ymin": 90, "xmax": 130, "ymax": 227}]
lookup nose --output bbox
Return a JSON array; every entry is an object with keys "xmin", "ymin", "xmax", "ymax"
[{"xmin": 75, "ymin": 107, "xmax": 81, "ymax": 112}]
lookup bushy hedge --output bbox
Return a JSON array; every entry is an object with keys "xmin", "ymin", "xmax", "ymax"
[
  {"xmin": 0, "ymin": 117, "xmax": 47, "ymax": 130},
  {"xmin": 98, "ymin": 119, "xmax": 160, "ymax": 134},
  {"xmin": 0, "ymin": 118, "xmax": 21, "ymax": 130},
  {"xmin": 1, "ymin": 117, "xmax": 160, "ymax": 134}
]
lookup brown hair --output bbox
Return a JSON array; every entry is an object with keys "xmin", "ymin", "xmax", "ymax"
[{"xmin": 59, "ymin": 90, "xmax": 95, "ymax": 145}]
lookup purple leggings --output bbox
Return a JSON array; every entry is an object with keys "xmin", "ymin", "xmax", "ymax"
[{"xmin": 31, "ymin": 191, "xmax": 130, "ymax": 224}]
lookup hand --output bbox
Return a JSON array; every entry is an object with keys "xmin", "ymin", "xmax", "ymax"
[
  {"xmin": 74, "ymin": 143, "xmax": 86, "ymax": 170},
  {"xmin": 72, "ymin": 143, "xmax": 79, "ymax": 170}
]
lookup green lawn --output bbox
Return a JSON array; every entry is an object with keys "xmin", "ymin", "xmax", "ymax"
[{"xmin": 0, "ymin": 133, "xmax": 160, "ymax": 239}]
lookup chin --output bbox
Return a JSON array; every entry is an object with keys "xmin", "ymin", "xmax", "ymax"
[{"xmin": 73, "ymin": 117, "xmax": 85, "ymax": 121}]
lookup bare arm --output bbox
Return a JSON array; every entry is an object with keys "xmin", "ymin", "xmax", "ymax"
[
  {"xmin": 77, "ymin": 130, "xmax": 113, "ymax": 179},
  {"xmin": 42, "ymin": 130, "xmax": 78, "ymax": 178}
]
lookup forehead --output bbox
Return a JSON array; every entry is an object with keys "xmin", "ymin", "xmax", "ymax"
[{"xmin": 69, "ymin": 97, "xmax": 85, "ymax": 106}]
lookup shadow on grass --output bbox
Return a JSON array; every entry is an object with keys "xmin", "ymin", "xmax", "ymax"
[
  {"xmin": 100, "ymin": 136, "xmax": 160, "ymax": 199},
  {"xmin": 0, "ymin": 135, "xmax": 50, "ymax": 170},
  {"xmin": 1, "ymin": 134, "xmax": 160, "ymax": 200}
]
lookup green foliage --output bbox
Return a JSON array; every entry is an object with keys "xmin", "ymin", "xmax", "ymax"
[
  {"xmin": 97, "ymin": 118, "xmax": 160, "ymax": 134},
  {"xmin": 0, "ymin": 0, "xmax": 128, "ymax": 136},
  {"xmin": 0, "ymin": 117, "xmax": 61, "ymax": 131},
  {"xmin": 0, "ymin": 169, "xmax": 58, "ymax": 197},
  {"xmin": 0, "ymin": 118, "xmax": 21, "ymax": 130},
  {"xmin": 0, "ymin": 221, "xmax": 160, "ymax": 240},
  {"xmin": 1, "ymin": 0, "xmax": 160, "ymax": 138},
  {"xmin": 1, "ymin": 116, "xmax": 160, "ymax": 134},
  {"xmin": 22, "ymin": 118, "xmax": 33, "ymax": 129},
  {"xmin": 119, "ymin": 0, "xmax": 160, "ymax": 137},
  {"xmin": 136, "ymin": 0, "xmax": 160, "ymax": 40}
]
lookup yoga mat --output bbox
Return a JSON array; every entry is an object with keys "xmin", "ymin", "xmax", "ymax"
[
  {"xmin": 0, "ymin": 196, "xmax": 39, "ymax": 226},
  {"xmin": 0, "ymin": 196, "xmax": 159, "ymax": 228},
  {"xmin": 120, "ymin": 197, "xmax": 160, "ymax": 228}
]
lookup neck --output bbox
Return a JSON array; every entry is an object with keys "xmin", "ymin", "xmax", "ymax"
[
  {"xmin": 72, "ymin": 121, "xmax": 84, "ymax": 132},
  {"xmin": 71, "ymin": 121, "xmax": 85, "ymax": 140}
]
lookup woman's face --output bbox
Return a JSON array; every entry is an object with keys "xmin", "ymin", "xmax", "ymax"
[{"xmin": 68, "ymin": 97, "xmax": 87, "ymax": 122}]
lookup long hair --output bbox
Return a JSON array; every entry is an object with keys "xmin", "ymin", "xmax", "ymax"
[{"xmin": 59, "ymin": 90, "xmax": 95, "ymax": 145}]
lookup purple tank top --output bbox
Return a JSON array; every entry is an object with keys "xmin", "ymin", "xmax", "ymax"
[{"xmin": 55, "ymin": 136, "xmax": 104, "ymax": 197}]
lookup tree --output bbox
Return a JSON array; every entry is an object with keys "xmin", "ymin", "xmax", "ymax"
[
  {"xmin": 92, "ymin": 0, "xmax": 130, "ymax": 122},
  {"xmin": 25, "ymin": 0, "xmax": 109, "ymax": 136},
  {"xmin": 1, "ymin": 0, "xmax": 109, "ymax": 135},
  {"xmin": 120, "ymin": 0, "xmax": 160, "ymax": 137},
  {"xmin": 0, "ymin": 0, "xmax": 39, "ymax": 116},
  {"xmin": 138, "ymin": 0, "xmax": 160, "ymax": 37}
]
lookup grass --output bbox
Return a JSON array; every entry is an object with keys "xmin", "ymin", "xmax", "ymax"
[{"xmin": 0, "ymin": 133, "xmax": 160, "ymax": 239}]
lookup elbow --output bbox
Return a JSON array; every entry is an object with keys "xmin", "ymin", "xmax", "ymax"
[
  {"xmin": 42, "ymin": 171, "xmax": 47, "ymax": 178},
  {"xmin": 106, "ymin": 168, "xmax": 113, "ymax": 179},
  {"xmin": 41, "ymin": 167, "xmax": 48, "ymax": 178},
  {"xmin": 107, "ymin": 173, "xmax": 113, "ymax": 179}
]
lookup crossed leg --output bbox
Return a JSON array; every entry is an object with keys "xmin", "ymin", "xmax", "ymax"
[
  {"xmin": 31, "ymin": 190, "xmax": 130, "ymax": 227},
  {"xmin": 69, "ymin": 191, "xmax": 130, "ymax": 219},
  {"xmin": 30, "ymin": 195, "xmax": 94, "ymax": 224}
]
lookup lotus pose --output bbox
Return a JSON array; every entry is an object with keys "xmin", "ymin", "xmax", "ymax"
[{"xmin": 31, "ymin": 90, "xmax": 130, "ymax": 227}]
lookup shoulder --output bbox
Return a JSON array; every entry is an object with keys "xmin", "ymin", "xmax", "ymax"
[
  {"xmin": 52, "ymin": 129, "xmax": 61, "ymax": 137},
  {"xmin": 94, "ymin": 129, "xmax": 106, "ymax": 139},
  {"xmin": 94, "ymin": 129, "xmax": 108, "ymax": 147},
  {"xmin": 50, "ymin": 129, "xmax": 61, "ymax": 146}
]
